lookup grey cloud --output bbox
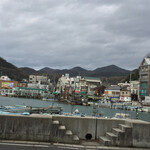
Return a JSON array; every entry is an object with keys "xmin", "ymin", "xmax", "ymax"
[{"xmin": 0, "ymin": 0, "xmax": 149, "ymax": 71}]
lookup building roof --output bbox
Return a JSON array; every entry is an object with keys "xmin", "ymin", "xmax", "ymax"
[
  {"xmin": 141, "ymin": 57, "xmax": 150, "ymax": 66},
  {"xmin": 83, "ymin": 77, "xmax": 101, "ymax": 83},
  {"xmin": 106, "ymin": 85, "xmax": 120, "ymax": 91},
  {"xmin": 120, "ymin": 86, "xmax": 129, "ymax": 91},
  {"xmin": 15, "ymin": 87, "xmax": 47, "ymax": 91}
]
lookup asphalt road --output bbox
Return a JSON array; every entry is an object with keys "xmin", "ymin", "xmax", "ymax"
[
  {"xmin": 0, "ymin": 142, "xmax": 148, "ymax": 150},
  {"xmin": 0, "ymin": 143, "xmax": 83, "ymax": 150}
]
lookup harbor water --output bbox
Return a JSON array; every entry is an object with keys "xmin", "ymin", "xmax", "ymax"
[{"xmin": 0, "ymin": 96, "xmax": 150, "ymax": 122}]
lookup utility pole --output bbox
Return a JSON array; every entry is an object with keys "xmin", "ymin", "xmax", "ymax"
[{"xmin": 130, "ymin": 72, "xmax": 132, "ymax": 83}]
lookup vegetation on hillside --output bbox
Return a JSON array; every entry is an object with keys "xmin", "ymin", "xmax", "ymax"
[{"xmin": 0, "ymin": 57, "xmax": 28, "ymax": 81}]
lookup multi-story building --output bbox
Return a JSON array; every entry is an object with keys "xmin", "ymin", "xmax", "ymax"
[
  {"xmin": 29, "ymin": 75, "xmax": 48, "ymax": 84},
  {"xmin": 80, "ymin": 77, "xmax": 102, "ymax": 95},
  {"xmin": 57, "ymin": 74, "xmax": 102, "ymax": 95},
  {"xmin": 130, "ymin": 81, "xmax": 139, "ymax": 101},
  {"xmin": 139, "ymin": 57, "xmax": 150, "ymax": 100},
  {"xmin": 56, "ymin": 74, "xmax": 70, "ymax": 92},
  {"xmin": 28, "ymin": 75, "xmax": 50, "ymax": 90},
  {"xmin": 120, "ymin": 86, "xmax": 131, "ymax": 102}
]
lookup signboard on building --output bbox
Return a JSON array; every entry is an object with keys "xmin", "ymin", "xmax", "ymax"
[{"xmin": 1, "ymin": 82, "xmax": 14, "ymax": 88}]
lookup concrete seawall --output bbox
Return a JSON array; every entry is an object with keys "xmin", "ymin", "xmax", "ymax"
[{"xmin": 0, "ymin": 114, "xmax": 150, "ymax": 148}]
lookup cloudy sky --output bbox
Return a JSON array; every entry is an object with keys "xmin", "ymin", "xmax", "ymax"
[{"xmin": 0, "ymin": 0, "xmax": 150, "ymax": 70}]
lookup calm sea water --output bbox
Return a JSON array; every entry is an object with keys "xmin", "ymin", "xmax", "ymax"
[{"xmin": 0, "ymin": 96, "xmax": 150, "ymax": 122}]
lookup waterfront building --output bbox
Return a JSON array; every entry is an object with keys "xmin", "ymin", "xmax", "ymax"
[
  {"xmin": 0, "ymin": 80, "xmax": 18, "ymax": 96},
  {"xmin": 57, "ymin": 74, "xmax": 102, "ymax": 96},
  {"xmin": 120, "ymin": 86, "xmax": 131, "ymax": 101},
  {"xmin": 14, "ymin": 87, "xmax": 47, "ymax": 98},
  {"xmin": 130, "ymin": 80, "xmax": 139, "ymax": 101},
  {"xmin": 28, "ymin": 75, "xmax": 50, "ymax": 90},
  {"xmin": 69, "ymin": 76, "xmax": 81, "ymax": 91},
  {"xmin": 29, "ymin": 75, "xmax": 48, "ymax": 84},
  {"xmin": 0, "ymin": 80, "xmax": 18, "ymax": 89},
  {"xmin": 56, "ymin": 74, "xmax": 70, "ymax": 92},
  {"xmin": 18, "ymin": 82, "xmax": 27, "ymax": 88},
  {"xmin": 80, "ymin": 77, "xmax": 102, "ymax": 95},
  {"xmin": 104, "ymin": 85, "xmax": 120, "ymax": 99},
  {"xmin": 139, "ymin": 57, "xmax": 150, "ymax": 100}
]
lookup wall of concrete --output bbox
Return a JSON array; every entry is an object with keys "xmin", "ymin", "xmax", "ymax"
[
  {"xmin": 0, "ymin": 114, "xmax": 150, "ymax": 148},
  {"xmin": 96, "ymin": 118, "xmax": 125, "ymax": 137},
  {"xmin": 53, "ymin": 116, "xmax": 126, "ymax": 140},
  {"xmin": 53, "ymin": 115, "xmax": 97, "ymax": 140},
  {"xmin": 0, "ymin": 114, "xmax": 53, "ymax": 142},
  {"xmin": 125, "ymin": 120, "xmax": 150, "ymax": 148}
]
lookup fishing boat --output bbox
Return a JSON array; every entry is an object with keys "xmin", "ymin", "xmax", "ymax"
[
  {"xmin": 113, "ymin": 113, "xmax": 130, "ymax": 119},
  {"xmin": 42, "ymin": 98, "xmax": 58, "ymax": 102},
  {"xmin": 3, "ymin": 105, "xmax": 63, "ymax": 115}
]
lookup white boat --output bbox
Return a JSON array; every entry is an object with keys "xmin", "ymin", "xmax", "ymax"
[
  {"xmin": 114, "ymin": 113, "xmax": 130, "ymax": 119},
  {"xmin": 142, "ymin": 107, "xmax": 150, "ymax": 112},
  {"xmin": 42, "ymin": 98, "xmax": 58, "ymax": 102}
]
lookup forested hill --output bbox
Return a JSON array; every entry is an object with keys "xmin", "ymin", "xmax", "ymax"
[{"xmin": 0, "ymin": 57, "xmax": 28, "ymax": 81}]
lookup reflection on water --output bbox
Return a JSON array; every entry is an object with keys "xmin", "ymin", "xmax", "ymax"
[{"xmin": 0, "ymin": 96, "xmax": 150, "ymax": 122}]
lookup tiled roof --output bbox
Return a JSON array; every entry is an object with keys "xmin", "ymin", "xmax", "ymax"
[{"xmin": 106, "ymin": 85, "xmax": 120, "ymax": 90}]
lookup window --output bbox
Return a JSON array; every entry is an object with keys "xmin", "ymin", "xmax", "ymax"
[
  {"xmin": 141, "ymin": 90, "xmax": 147, "ymax": 96},
  {"xmin": 141, "ymin": 82, "xmax": 148, "ymax": 88},
  {"xmin": 141, "ymin": 75, "xmax": 148, "ymax": 80}
]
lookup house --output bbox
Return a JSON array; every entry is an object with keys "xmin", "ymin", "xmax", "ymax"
[
  {"xmin": 94, "ymin": 86, "xmax": 106, "ymax": 96},
  {"xmin": 120, "ymin": 86, "xmax": 131, "ymax": 102},
  {"xmin": 0, "ymin": 76, "xmax": 11, "ymax": 81},
  {"xmin": 0, "ymin": 80, "xmax": 18, "ymax": 96},
  {"xmin": 104, "ymin": 85, "xmax": 120, "ymax": 98},
  {"xmin": 130, "ymin": 81, "xmax": 139, "ymax": 101},
  {"xmin": 81, "ymin": 77, "xmax": 102, "ymax": 95}
]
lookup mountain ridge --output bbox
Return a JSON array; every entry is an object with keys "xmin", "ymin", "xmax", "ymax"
[{"xmin": 20, "ymin": 65, "xmax": 131, "ymax": 77}]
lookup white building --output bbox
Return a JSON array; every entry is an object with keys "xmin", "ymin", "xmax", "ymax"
[
  {"xmin": 56, "ymin": 74, "xmax": 70, "ymax": 92},
  {"xmin": 57, "ymin": 74, "xmax": 102, "ymax": 95},
  {"xmin": 120, "ymin": 86, "xmax": 131, "ymax": 102},
  {"xmin": 0, "ymin": 76, "xmax": 11, "ymax": 81},
  {"xmin": 28, "ymin": 75, "xmax": 50, "ymax": 90}
]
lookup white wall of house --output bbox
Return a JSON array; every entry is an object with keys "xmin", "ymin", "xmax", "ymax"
[
  {"xmin": 0, "ymin": 76, "xmax": 11, "ymax": 81},
  {"xmin": 120, "ymin": 96, "xmax": 131, "ymax": 102}
]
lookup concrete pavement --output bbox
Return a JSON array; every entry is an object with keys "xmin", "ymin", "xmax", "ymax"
[{"xmin": 0, "ymin": 140, "xmax": 149, "ymax": 150}]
